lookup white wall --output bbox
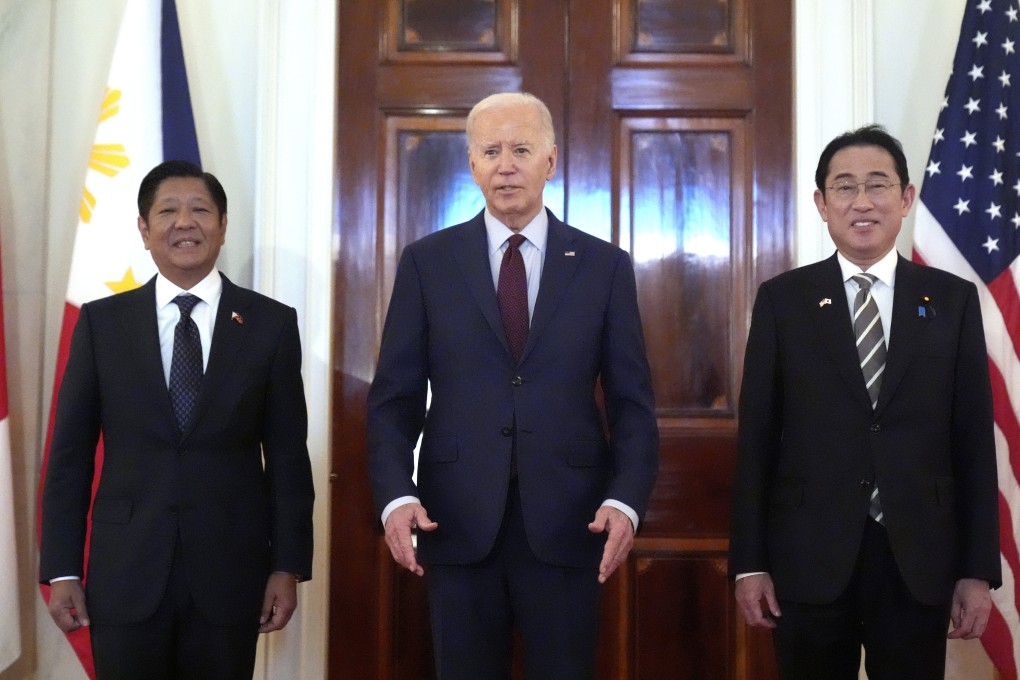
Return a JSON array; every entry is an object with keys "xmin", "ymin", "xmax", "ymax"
[{"xmin": 0, "ymin": 0, "xmax": 999, "ymax": 678}]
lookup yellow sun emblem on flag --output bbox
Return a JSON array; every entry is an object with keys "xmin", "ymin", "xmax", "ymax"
[
  {"xmin": 79, "ymin": 88, "xmax": 131, "ymax": 224},
  {"xmin": 106, "ymin": 268, "xmax": 143, "ymax": 294}
]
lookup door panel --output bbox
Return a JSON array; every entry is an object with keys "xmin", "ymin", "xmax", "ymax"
[{"xmin": 330, "ymin": 1, "xmax": 791, "ymax": 677}]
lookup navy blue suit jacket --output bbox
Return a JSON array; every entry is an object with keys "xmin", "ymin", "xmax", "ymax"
[
  {"xmin": 368, "ymin": 210, "xmax": 659, "ymax": 568},
  {"xmin": 40, "ymin": 274, "xmax": 314, "ymax": 626},
  {"xmin": 729, "ymin": 254, "xmax": 1000, "ymax": 605}
]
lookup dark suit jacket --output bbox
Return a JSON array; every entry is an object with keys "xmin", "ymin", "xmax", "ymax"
[
  {"xmin": 368, "ymin": 210, "xmax": 659, "ymax": 569},
  {"xmin": 40, "ymin": 274, "xmax": 314, "ymax": 626},
  {"xmin": 729, "ymin": 253, "xmax": 1000, "ymax": 606}
]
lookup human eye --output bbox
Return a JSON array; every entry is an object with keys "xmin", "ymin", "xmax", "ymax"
[
  {"xmin": 865, "ymin": 180, "xmax": 891, "ymax": 195},
  {"xmin": 831, "ymin": 182, "xmax": 856, "ymax": 199}
]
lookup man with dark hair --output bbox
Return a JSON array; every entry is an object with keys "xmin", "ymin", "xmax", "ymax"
[
  {"xmin": 41, "ymin": 160, "xmax": 314, "ymax": 680},
  {"xmin": 729, "ymin": 125, "xmax": 1000, "ymax": 679}
]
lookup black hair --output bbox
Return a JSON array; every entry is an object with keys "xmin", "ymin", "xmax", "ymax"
[
  {"xmin": 814, "ymin": 125, "xmax": 909, "ymax": 191},
  {"xmin": 137, "ymin": 160, "xmax": 227, "ymax": 219}
]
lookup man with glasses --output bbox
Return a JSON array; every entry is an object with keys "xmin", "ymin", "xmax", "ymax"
[{"xmin": 729, "ymin": 125, "xmax": 1000, "ymax": 679}]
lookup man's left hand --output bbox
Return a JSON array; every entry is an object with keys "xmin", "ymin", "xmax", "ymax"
[
  {"xmin": 948, "ymin": 578, "xmax": 992, "ymax": 640},
  {"xmin": 588, "ymin": 505, "xmax": 635, "ymax": 584},
  {"xmin": 259, "ymin": 571, "xmax": 299, "ymax": 633}
]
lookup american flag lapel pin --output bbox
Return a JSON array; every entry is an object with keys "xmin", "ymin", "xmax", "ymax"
[
  {"xmin": 231, "ymin": 311, "xmax": 244, "ymax": 325},
  {"xmin": 819, "ymin": 298, "xmax": 832, "ymax": 308}
]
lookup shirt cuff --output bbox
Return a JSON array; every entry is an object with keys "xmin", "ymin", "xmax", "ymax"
[
  {"xmin": 735, "ymin": 572, "xmax": 767, "ymax": 581},
  {"xmin": 49, "ymin": 576, "xmax": 81, "ymax": 583},
  {"xmin": 381, "ymin": 496, "xmax": 420, "ymax": 527},
  {"xmin": 601, "ymin": 499, "xmax": 639, "ymax": 532}
]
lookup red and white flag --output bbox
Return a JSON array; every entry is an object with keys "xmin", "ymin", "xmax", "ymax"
[
  {"xmin": 37, "ymin": 0, "xmax": 200, "ymax": 676},
  {"xmin": 0, "ymin": 239, "xmax": 22, "ymax": 673},
  {"xmin": 912, "ymin": 0, "xmax": 1020, "ymax": 676}
]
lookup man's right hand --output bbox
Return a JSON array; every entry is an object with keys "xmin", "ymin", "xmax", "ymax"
[
  {"xmin": 48, "ymin": 579, "xmax": 90, "ymax": 632},
  {"xmin": 734, "ymin": 573, "xmax": 781, "ymax": 629},
  {"xmin": 383, "ymin": 502, "xmax": 438, "ymax": 577}
]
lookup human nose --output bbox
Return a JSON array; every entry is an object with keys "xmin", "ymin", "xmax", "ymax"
[
  {"xmin": 172, "ymin": 209, "xmax": 198, "ymax": 227},
  {"xmin": 496, "ymin": 148, "xmax": 516, "ymax": 172},
  {"xmin": 850, "ymin": 184, "xmax": 875, "ymax": 208}
]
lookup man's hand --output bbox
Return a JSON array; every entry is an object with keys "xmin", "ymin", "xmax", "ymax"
[
  {"xmin": 259, "ymin": 572, "xmax": 299, "ymax": 633},
  {"xmin": 384, "ymin": 502, "xmax": 438, "ymax": 577},
  {"xmin": 734, "ymin": 573, "xmax": 781, "ymax": 629},
  {"xmin": 47, "ymin": 579, "xmax": 90, "ymax": 632},
  {"xmin": 948, "ymin": 578, "xmax": 992, "ymax": 640},
  {"xmin": 588, "ymin": 505, "xmax": 635, "ymax": 584}
]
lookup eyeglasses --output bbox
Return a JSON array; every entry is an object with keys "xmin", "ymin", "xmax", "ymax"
[{"xmin": 826, "ymin": 180, "xmax": 901, "ymax": 201}]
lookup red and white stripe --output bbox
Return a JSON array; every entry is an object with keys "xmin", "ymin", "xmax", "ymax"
[{"xmin": 914, "ymin": 200, "xmax": 1020, "ymax": 679}]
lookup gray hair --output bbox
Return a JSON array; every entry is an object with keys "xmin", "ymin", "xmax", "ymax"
[{"xmin": 466, "ymin": 92, "xmax": 556, "ymax": 151}]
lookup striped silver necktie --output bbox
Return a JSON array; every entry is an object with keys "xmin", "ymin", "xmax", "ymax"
[{"xmin": 852, "ymin": 273, "xmax": 886, "ymax": 524}]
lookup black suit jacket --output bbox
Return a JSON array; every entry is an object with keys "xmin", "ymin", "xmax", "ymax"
[
  {"xmin": 729, "ymin": 253, "xmax": 1000, "ymax": 605},
  {"xmin": 40, "ymin": 274, "xmax": 314, "ymax": 626},
  {"xmin": 368, "ymin": 210, "xmax": 659, "ymax": 569}
]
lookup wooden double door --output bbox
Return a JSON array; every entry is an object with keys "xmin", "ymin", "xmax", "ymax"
[{"xmin": 329, "ymin": 1, "xmax": 792, "ymax": 677}]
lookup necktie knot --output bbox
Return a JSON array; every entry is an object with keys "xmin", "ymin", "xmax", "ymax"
[
  {"xmin": 174, "ymin": 293, "xmax": 201, "ymax": 317},
  {"xmin": 507, "ymin": 233, "xmax": 526, "ymax": 250},
  {"xmin": 851, "ymin": 273, "xmax": 877, "ymax": 291}
]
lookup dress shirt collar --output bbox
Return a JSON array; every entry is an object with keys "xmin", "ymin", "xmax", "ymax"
[
  {"xmin": 836, "ymin": 247, "xmax": 898, "ymax": 289},
  {"xmin": 155, "ymin": 268, "xmax": 223, "ymax": 310},
  {"xmin": 484, "ymin": 208, "xmax": 549, "ymax": 256}
]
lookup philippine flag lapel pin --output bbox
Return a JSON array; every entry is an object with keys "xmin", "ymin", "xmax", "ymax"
[
  {"xmin": 819, "ymin": 298, "xmax": 832, "ymax": 308},
  {"xmin": 231, "ymin": 311, "xmax": 244, "ymax": 325},
  {"xmin": 565, "ymin": 250, "xmax": 576, "ymax": 257}
]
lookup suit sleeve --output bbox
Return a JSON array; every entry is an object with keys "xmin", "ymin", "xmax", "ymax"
[
  {"xmin": 951, "ymin": 281, "xmax": 1001, "ymax": 587},
  {"xmin": 728, "ymin": 282, "xmax": 783, "ymax": 576},
  {"xmin": 366, "ymin": 246, "xmax": 430, "ymax": 517},
  {"xmin": 261, "ymin": 307, "xmax": 315, "ymax": 581},
  {"xmin": 39, "ymin": 305, "xmax": 102, "ymax": 582},
  {"xmin": 600, "ymin": 250, "xmax": 659, "ymax": 522}
]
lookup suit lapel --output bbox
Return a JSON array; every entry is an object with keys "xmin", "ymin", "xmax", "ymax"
[
  {"xmin": 452, "ymin": 213, "xmax": 518, "ymax": 359},
  {"xmin": 876, "ymin": 257, "xmax": 925, "ymax": 415},
  {"xmin": 522, "ymin": 213, "xmax": 580, "ymax": 363},
  {"xmin": 111, "ymin": 279, "xmax": 181, "ymax": 438},
  {"xmin": 114, "ymin": 278, "xmax": 180, "ymax": 437},
  {"xmin": 185, "ymin": 274, "xmax": 252, "ymax": 438},
  {"xmin": 807, "ymin": 255, "xmax": 875, "ymax": 411}
]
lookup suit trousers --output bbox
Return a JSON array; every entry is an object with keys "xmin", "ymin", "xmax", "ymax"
[
  {"xmin": 773, "ymin": 519, "xmax": 951, "ymax": 680},
  {"xmin": 90, "ymin": 535, "xmax": 259, "ymax": 680},
  {"xmin": 425, "ymin": 480, "xmax": 602, "ymax": 680}
]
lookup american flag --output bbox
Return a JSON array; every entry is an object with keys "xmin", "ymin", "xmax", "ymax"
[{"xmin": 912, "ymin": 0, "xmax": 1020, "ymax": 676}]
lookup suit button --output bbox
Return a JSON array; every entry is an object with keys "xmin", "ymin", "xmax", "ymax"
[
  {"xmin": 501, "ymin": 427, "xmax": 513, "ymax": 437},
  {"xmin": 511, "ymin": 376, "xmax": 523, "ymax": 386},
  {"xmin": 169, "ymin": 505, "xmax": 178, "ymax": 515},
  {"xmin": 870, "ymin": 424, "xmax": 881, "ymax": 434},
  {"xmin": 859, "ymin": 480, "xmax": 872, "ymax": 490}
]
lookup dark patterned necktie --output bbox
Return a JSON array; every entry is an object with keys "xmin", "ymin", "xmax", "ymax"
[
  {"xmin": 497, "ymin": 234, "xmax": 529, "ymax": 361},
  {"xmin": 169, "ymin": 293, "xmax": 203, "ymax": 431},
  {"xmin": 852, "ymin": 273, "xmax": 886, "ymax": 523}
]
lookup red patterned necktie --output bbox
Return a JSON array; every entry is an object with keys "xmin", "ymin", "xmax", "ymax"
[
  {"xmin": 169, "ymin": 293, "xmax": 203, "ymax": 431},
  {"xmin": 497, "ymin": 234, "xmax": 529, "ymax": 360}
]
